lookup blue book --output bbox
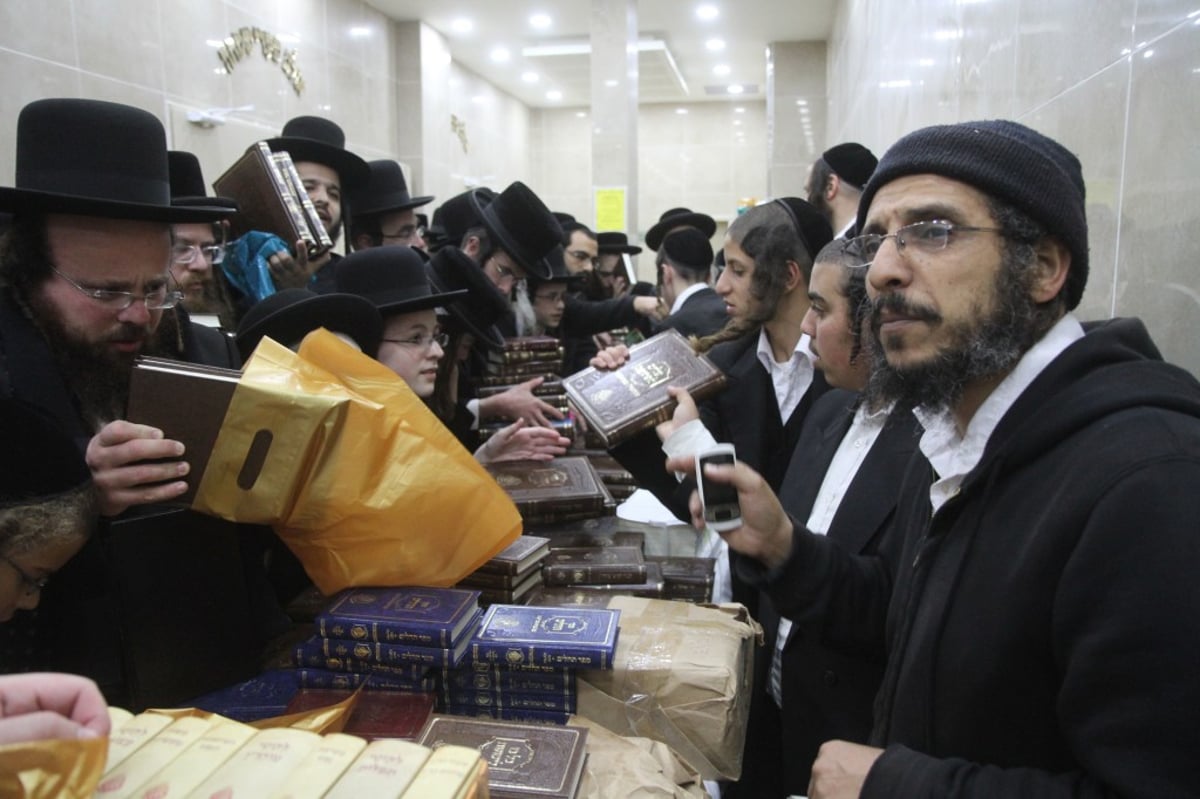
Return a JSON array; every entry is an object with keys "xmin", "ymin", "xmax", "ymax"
[
  {"xmin": 439, "ymin": 685, "xmax": 577, "ymax": 713},
  {"xmin": 292, "ymin": 635, "xmax": 431, "ymax": 679},
  {"xmin": 321, "ymin": 612, "xmax": 482, "ymax": 669},
  {"xmin": 438, "ymin": 663, "xmax": 576, "ymax": 694},
  {"xmin": 295, "ymin": 668, "xmax": 436, "ymax": 693},
  {"xmin": 469, "ymin": 604, "xmax": 620, "ymax": 670},
  {"xmin": 316, "ymin": 586, "xmax": 481, "ymax": 647},
  {"xmin": 187, "ymin": 669, "xmax": 300, "ymax": 721}
]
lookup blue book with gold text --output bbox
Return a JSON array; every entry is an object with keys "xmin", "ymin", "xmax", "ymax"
[
  {"xmin": 468, "ymin": 604, "xmax": 620, "ymax": 670},
  {"xmin": 316, "ymin": 586, "xmax": 481, "ymax": 647}
]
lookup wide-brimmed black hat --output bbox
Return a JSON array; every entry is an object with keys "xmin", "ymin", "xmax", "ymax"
[
  {"xmin": 0, "ymin": 99, "xmax": 230, "ymax": 223},
  {"xmin": 1, "ymin": 397, "xmax": 91, "ymax": 509},
  {"xmin": 530, "ymin": 246, "xmax": 587, "ymax": 289},
  {"xmin": 596, "ymin": 231, "xmax": 643, "ymax": 256},
  {"xmin": 644, "ymin": 207, "xmax": 717, "ymax": 251},
  {"xmin": 426, "ymin": 188, "xmax": 494, "ymax": 252},
  {"xmin": 427, "ymin": 248, "xmax": 511, "ymax": 350},
  {"xmin": 235, "ymin": 288, "xmax": 384, "ymax": 360},
  {"xmin": 470, "ymin": 182, "xmax": 561, "ymax": 279},
  {"xmin": 265, "ymin": 116, "xmax": 370, "ymax": 192},
  {"xmin": 335, "ymin": 245, "xmax": 466, "ymax": 316},
  {"xmin": 168, "ymin": 151, "xmax": 238, "ymax": 215},
  {"xmin": 350, "ymin": 160, "xmax": 434, "ymax": 216}
]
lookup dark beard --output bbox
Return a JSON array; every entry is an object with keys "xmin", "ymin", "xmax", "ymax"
[
  {"xmin": 862, "ymin": 252, "xmax": 1043, "ymax": 413},
  {"xmin": 25, "ymin": 292, "xmax": 167, "ymax": 430}
]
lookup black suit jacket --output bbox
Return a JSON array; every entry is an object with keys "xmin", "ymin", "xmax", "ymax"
[
  {"xmin": 656, "ymin": 286, "xmax": 727, "ymax": 339},
  {"xmin": 729, "ymin": 389, "xmax": 923, "ymax": 798}
]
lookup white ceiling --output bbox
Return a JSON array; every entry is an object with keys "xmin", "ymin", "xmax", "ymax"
[{"xmin": 365, "ymin": 0, "xmax": 837, "ymax": 107}]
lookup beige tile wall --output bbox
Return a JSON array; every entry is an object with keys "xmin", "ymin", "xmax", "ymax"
[{"xmin": 826, "ymin": 0, "xmax": 1200, "ymax": 376}]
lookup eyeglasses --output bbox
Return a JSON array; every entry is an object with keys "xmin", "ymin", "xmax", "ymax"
[
  {"xmin": 381, "ymin": 226, "xmax": 419, "ymax": 243},
  {"xmin": 566, "ymin": 250, "xmax": 600, "ymax": 269},
  {"xmin": 845, "ymin": 220, "xmax": 1006, "ymax": 268},
  {"xmin": 172, "ymin": 243, "xmax": 225, "ymax": 265},
  {"xmin": 535, "ymin": 291, "xmax": 568, "ymax": 304},
  {"xmin": 381, "ymin": 331, "xmax": 450, "ymax": 350},
  {"xmin": 1, "ymin": 553, "xmax": 50, "ymax": 597},
  {"xmin": 50, "ymin": 266, "xmax": 182, "ymax": 311},
  {"xmin": 486, "ymin": 256, "xmax": 517, "ymax": 281}
]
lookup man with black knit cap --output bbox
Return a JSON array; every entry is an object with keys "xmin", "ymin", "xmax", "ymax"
[
  {"xmin": 677, "ymin": 120, "xmax": 1200, "ymax": 798},
  {"xmin": 806, "ymin": 142, "xmax": 878, "ymax": 238},
  {"xmin": 655, "ymin": 227, "xmax": 726, "ymax": 338}
]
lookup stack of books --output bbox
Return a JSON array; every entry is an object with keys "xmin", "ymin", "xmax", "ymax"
[
  {"xmin": 457, "ymin": 535, "xmax": 551, "ymax": 607},
  {"xmin": 98, "ymin": 706, "xmax": 486, "ymax": 798},
  {"xmin": 576, "ymin": 449, "xmax": 638, "ymax": 501},
  {"xmin": 290, "ymin": 586, "xmax": 484, "ymax": 690},
  {"xmin": 484, "ymin": 456, "xmax": 615, "ymax": 525},
  {"xmin": 477, "ymin": 336, "xmax": 576, "ymax": 444},
  {"xmin": 647, "ymin": 554, "xmax": 717, "ymax": 603},
  {"xmin": 417, "ymin": 714, "xmax": 589, "ymax": 799},
  {"xmin": 434, "ymin": 603, "xmax": 619, "ymax": 726}
]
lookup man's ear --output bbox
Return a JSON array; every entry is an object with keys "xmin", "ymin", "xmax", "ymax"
[
  {"xmin": 462, "ymin": 235, "xmax": 480, "ymax": 259},
  {"xmin": 825, "ymin": 174, "xmax": 840, "ymax": 202},
  {"xmin": 783, "ymin": 259, "xmax": 805, "ymax": 292},
  {"xmin": 1030, "ymin": 236, "xmax": 1071, "ymax": 304},
  {"xmin": 352, "ymin": 233, "xmax": 374, "ymax": 252}
]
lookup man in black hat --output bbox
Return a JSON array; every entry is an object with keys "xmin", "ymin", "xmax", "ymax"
[
  {"xmin": 805, "ymin": 142, "xmax": 878, "ymax": 238},
  {"xmin": 263, "ymin": 116, "xmax": 370, "ymax": 294},
  {"xmin": 644, "ymin": 206, "xmax": 717, "ymax": 252},
  {"xmin": 654, "ymin": 228, "xmax": 726, "ymax": 338},
  {"xmin": 595, "ymin": 231, "xmax": 649, "ymax": 299},
  {"xmin": 561, "ymin": 221, "xmax": 600, "ymax": 279},
  {"xmin": 167, "ymin": 150, "xmax": 239, "ymax": 325},
  {"xmin": 348, "ymin": 159, "xmax": 434, "ymax": 252},
  {"xmin": 676, "ymin": 121, "xmax": 1200, "ymax": 799}
]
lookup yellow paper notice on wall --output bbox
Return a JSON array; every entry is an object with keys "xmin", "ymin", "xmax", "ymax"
[{"xmin": 594, "ymin": 186, "xmax": 626, "ymax": 232}]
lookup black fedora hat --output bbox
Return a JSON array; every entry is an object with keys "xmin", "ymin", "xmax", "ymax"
[
  {"xmin": 169, "ymin": 151, "xmax": 238, "ymax": 215},
  {"xmin": 350, "ymin": 160, "xmax": 434, "ymax": 216},
  {"xmin": 0, "ymin": 99, "xmax": 230, "ymax": 223},
  {"xmin": 334, "ymin": 245, "xmax": 466, "ymax": 316},
  {"xmin": 235, "ymin": 288, "xmax": 384, "ymax": 361},
  {"xmin": 265, "ymin": 116, "xmax": 370, "ymax": 192},
  {"xmin": 645, "ymin": 207, "xmax": 717, "ymax": 251},
  {"xmin": 1, "ymin": 397, "xmax": 90, "ymax": 508},
  {"xmin": 426, "ymin": 187, "xmax": 494, "ymax": 252},
  {"xmin": 427, "ymin": 248, "xmax": 511, "ymax": 350},
  {"xmin": 530, "ymin": 246, "xmax": 586, "ymax": 287},
  {"xmin": 470, "ymin": 182, "xmax": 561, "ymax": 279},
  {"xmin": 596, "ymin": 231, "xmax": 643, "ymax": 256}
]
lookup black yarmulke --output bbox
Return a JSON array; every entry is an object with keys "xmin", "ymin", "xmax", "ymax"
[
  {"xmin": 822, "ymin": 142, "xmax": 878, "ymax": 189},
  {"xmin": 0, "ymin": 398, "xmax": 90, "ymax": 508},
  {"xmin": 660, "ymin": 228, "xmax": 714, "ymax": 271},
  {"xmin": 774, "ymin": 197, "xmax": 834, "ymax": 259},
  {"xmin": 858, "ymin": 120, "xmax": 1088, "ymax": 310}
]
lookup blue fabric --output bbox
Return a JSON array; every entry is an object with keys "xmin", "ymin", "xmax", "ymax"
[{"xmin": 221, "ymin": 231, "xmax": 292, "ymax": 302}]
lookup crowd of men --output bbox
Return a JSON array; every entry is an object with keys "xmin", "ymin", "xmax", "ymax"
[{"xmin": 0, "ymin": 97, "xmax": 1197, "ymax": 799}]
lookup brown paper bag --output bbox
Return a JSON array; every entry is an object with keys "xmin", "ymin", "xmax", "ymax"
[
  {"xmin": 194, "ymin": 332, "xmax": 522, "ymax": 593},
  {"xmin": 571, "ymin": 716, "xmax": 709, "ymax": 799}
]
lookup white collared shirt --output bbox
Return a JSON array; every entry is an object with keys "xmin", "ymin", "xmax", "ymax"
[
  {"xmin": 669, "ymin": 282, "xmax": 709, "ymax": 316},
  {"xmin": 915, "ymin": 313, "xmax": 1085, "ymax": 513},
  {"xmin": 770, "ymin": 401, "xmax": 893, "ymax": 706},
  {"xmin": 756, "ymin": 329, "xmax": 815, "ymax": 422}
]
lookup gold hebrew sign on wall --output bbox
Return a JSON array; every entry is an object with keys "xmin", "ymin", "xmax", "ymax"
[{"xmin": 216, "ymin": 27, "xmax": 305, "ymax": 97}]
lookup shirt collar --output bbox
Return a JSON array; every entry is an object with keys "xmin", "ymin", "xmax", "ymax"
[
  {"xmin": 669, "ymin": 282, "xmax": 709, "ymax": 316},
  {"xmin": 755, "ymin": 328, "xmax": 812, "ymax": 370}
]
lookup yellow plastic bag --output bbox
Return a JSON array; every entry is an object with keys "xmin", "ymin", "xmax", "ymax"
[{"xmin": 193, "ymin": 331, "xmax": 521, "ymax": 593}]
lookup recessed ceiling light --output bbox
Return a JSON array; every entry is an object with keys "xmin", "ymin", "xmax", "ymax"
[
  {"xmin": 604, "ymin": 78, "xmax": 619, "ymax": 87},
  {"xmin": 706, "ymin": 38, "xmax": 726, "ymax": 52},
  {"xmin": 546, "ymin": 89, "xmax": 563, "ymax": 101},
  {"xmin": 734, "ymin": 106, "xmax": 745, "ymax": 113},
  {"xmin": 530, "ymin": 13, "xmax": 552, "ymax": 30},
  {"xmin": 676, "ymin": 108, "xmax": 689, "ymax": 114},
  {"xmin": 733, "ymin": 119, "xmax": 742, "ymax": 126},
  {"xmin": 522, "ymin": 71, "xmax": 540, "ymax": 83},
  {"xmin": 696, "ymin": 4, "xmax": 719, "ymax": 21},
  {"xmin": 349, "ymin": 26, "xmax": 371, "ymax": 38},
  {"xmin": 727, "ymin": 84, "xmax": 744, "ymax": 94},
  {"xmin": 490, "ymin": 46, "xmax": 511, "ymax": 62},
  {"xmin": 576, "ymin": 111, "xmax": 587, "ymax": 118},
  {"xmin": 451, "ymin": 17, "xmax": 473, "ymax": 34},
  {"xmin": 797, "ymin": 99, "xmax": 808, "ymax": 106},
  {"xmin": 713, "ymin": 64, "xmax": 731, "ymax": 76}
]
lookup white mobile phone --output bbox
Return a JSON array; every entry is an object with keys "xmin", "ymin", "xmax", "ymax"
[{"xmin": 695, "ymin": 444, "xmax": 742, "ymax": 532}]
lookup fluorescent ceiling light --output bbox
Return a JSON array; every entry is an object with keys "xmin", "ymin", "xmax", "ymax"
[
  {"xmin": 706, "ymin": 38, "xmax": 726, "ymax": 51},
  {"xmin": 491, "ymin": 46, "xmax": 511, "ymax": 62},
  {"xmin": 451, "ymin": 18, "xmax": 473, "ymax": 34},
  {"xmin": 727, "ymin": 84, "xmax": 744, "ymax": 94},
  {"xmin": 675, "ymin": 108, "xmax": 689, "ymax": 114},
  {"xmin": 713, "ymin": 64, "xmax": 731, "ymax": 76},
  {"xmin": 530, "ymin": 13, "xmax": 552, "ymax": 29},
  {"xmin": 546, "ymin": 89, "xmax": 563, "ymax": 101},
  {"xmin": 349, "ymin": 26, "xmax": 370, "ymax": 38},
  {"xmin": 696, "ymin": 4, "xmax": 719, "ymax": 20},
  {"xmin": 522, "ymin": 71, "xmax": 540, "ymax": 83}
]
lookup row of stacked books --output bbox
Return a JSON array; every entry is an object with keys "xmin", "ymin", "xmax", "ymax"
[
  {"xmin": 457, "ymin": 535, "xmax": 551, "ymax": 606},
  {"xmin": 484, "ymin": 455, "xmax": 616, "ymax": 525},
  {"xmin": 477, "ymin": 336, "xmax": 576, "ymax": 444},
  {"xmin": 578, "ymin": 449, "xmax": 638, "ymax": 501},
  {"xmin": 97, "ymin": 706, "xmax": 486, "ymax": 799}
]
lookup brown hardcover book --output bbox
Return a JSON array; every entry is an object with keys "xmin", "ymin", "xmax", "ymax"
[
  {"xmin": 475, "ymin": 372, "xmax": 560, "ymax": 388},
  {"xmin": 470, "ymin": 570, "xmax": 544, "ymax": 606},
  {"xmin": 542, "ymin": 546, "xmax": 647, "ymax": 586},
  {"xmin": 485, "ymin": 456, "xmax": 608, "ymax": 519},
  {"xmin": 645, "ymin": 555, "xmax": 717, "ymax": 588},
  {"xmin": 523, "ymin": 586, "xmax": 614, "ymax": 608},
  {"xmin": 213, "ymin": 142, "xmax": 329, "ymax": 258},
  {"xmin": 273, "ymin": 151, "xmax": 334, "ymax": 252},
  {"xmin": 285, "ymin": 690, "xmax": 436, "ymax": 741},
  {"xmin": 563, "ymin": 328, "xmax": 727, "ymax": 447},
  {"xmin": 487, "ymin": 360, "xmax": 565, "ymax": 379},
  {"xmin": 526, "ymin": 516, "xmax": 646, "ymax": 551},
  {"xmin": 125, "ymin": 357, "xmax": 240, "ymax": 506},
  {"xmin": 459, "ymin": 566, "xmax": 542, "ymax": 591},
  {"xmin": 472, "ymin": 536, "xmax": 551, "ymax": 577},
  {"xmin": 502, "ymin": 335, "xmax": 565, "ymax": 353},
  {"xmin": 489, "ymin": 347, "xmax": 566, "ymax": 365},
  {"xmin": 476, "ymin": 380, "xmax": 565, "ymax": 399},
  {"xmin": 416, "ymin": 714, "xmax": 588, "ymax": 799}
]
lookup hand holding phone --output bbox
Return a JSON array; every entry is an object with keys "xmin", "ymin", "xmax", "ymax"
[{"xmin": 695, "ymin": 444, "xmax": 742, "ymax": 532}]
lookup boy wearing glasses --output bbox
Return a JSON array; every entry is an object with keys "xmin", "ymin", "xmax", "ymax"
[{"xmin": 672, "ymin": 121, "xmax": 1200, "ymax": 798}]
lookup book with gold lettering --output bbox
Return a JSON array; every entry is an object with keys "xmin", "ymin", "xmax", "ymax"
[
  {"xmin": 541, "ymin": 546, "xmax": 647, "ymax": 587},
  {"xmin": 322, "ymin": 738, "xmax": 432, "ymax": 799},
  {"xmin": 563, "ymin": 328, "xmax": 727, "ymax": 447},
  {"xmin": 95, "ymin": 715, "xmax": 215, "ymax": 799},
  {"xmin": 469, "ymin": 603, "xmax": 619, "ymax": 670},
  {"xmin": 484, "ymin": 456, "xmax": 608, "ymax": 520},
  {"xmin": 417, "ymin": 714, "xmax": 587, "ymax": 799},
  {"xmin": 130, "ymin": 718, "xmax": 256, "ymax": 799},
  {"xmin": 399, "ymin": 743, "xmax": 488, "ymax": 799},
  {"xmin": 273, "ymin": 733, "xmax": 368, "ymax": 799},
  {"xmin": 316, "ymin": 586, "xmax": 482, "ymax": 647},
  {"xmin": 185, "ymin": 725, "xmax": 323, "ymax": 797}
]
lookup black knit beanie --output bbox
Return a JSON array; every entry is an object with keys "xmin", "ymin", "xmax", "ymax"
[{"xmin": 857, "ymin": 120, "xmax": 1088, "ymax": 310}]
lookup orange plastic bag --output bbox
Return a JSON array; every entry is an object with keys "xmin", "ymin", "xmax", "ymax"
[{"xmin": 193, "ymin": 331, "xmax": 521, "ymax": 594}]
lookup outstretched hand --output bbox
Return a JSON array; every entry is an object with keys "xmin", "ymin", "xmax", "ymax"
[
  {"xmin": 479, "ymin": 377, "xmax": 565, "ymax": 427},
  {"xmin": 476, "ymin": 419, "xmax": 571, "ymax": 463}
]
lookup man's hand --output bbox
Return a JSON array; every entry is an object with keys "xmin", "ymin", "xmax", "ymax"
[
  {"xmin": 633, "ymin": 295, "xmax": 667, "ymax": 321},
  {"xmin": 809, "ymin": 741, "xmax": 884, "ymax": 799},
  {"xmin": 0, "ymin": 673, "xmax": 111, "ymax": 744},
  {"xmin": 665, "ymin": 453, "xmax": 795, "ymax": 569},
  {"xmin": 86, "ymin": 420, "xmax": 189, "ymax": 517},
  {"xmin": 475, "ymin": 419, "xmax": 571, "ymax": 463},
  {"xmin": 267, "ymin": 238, "xmax": 315, "ymax": 290},
  {"xmin": 479, "ymin": 377, "xmax": 565, "ymax": 427},
  {"xmin": 656, "ymin": 385, "xmax": 700, "ymax": 440},
  {"xmin": 588, "ymin": 344, "xmax": 630, "ymax": 371}
]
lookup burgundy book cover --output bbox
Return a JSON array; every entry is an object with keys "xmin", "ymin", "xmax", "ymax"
[
  {"xmin": 285, "ymin": 689, "xmax": 435, "ymax": 740},
  {"xmin": 484, "ymin": 456, "xmax": 608, "ymax": 518}
]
